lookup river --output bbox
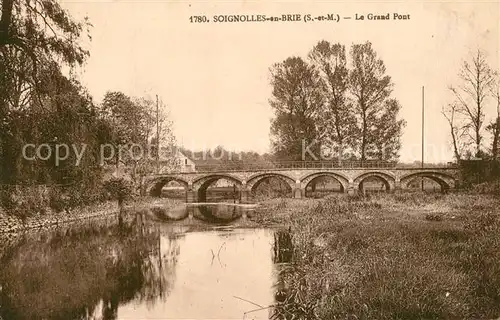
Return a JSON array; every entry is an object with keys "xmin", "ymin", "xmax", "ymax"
[{"xmin": 0, "ymin": 205, "xmax": 292, "ymax": 320}]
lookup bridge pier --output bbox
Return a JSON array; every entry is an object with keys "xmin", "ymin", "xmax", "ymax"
[
  {"xmin": 394, "ymin": 180, "xmax": 402, "ymax": 193},
  {"xmin": 240, "ymin": 187, "xmax": 251, "ymax": 203},
  {"xmin": 293, "ymin": 181, "xmax": 303, "ymax": 199},
  {"xmin": 347, "ymin": 182, "xmax": 357, "ymax": 196},
  {"xmin": 186, "ymin": 189, "xmax": 197, "ymax": 203}
]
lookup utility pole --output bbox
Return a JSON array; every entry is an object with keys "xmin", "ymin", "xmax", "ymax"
[
  {"xmin": 421, "ymin": 86, "xmax": 425, "ymax": 191},
  {"xmin": 156, "ymin": 94, "xmax": 160, "ymax": 174}
]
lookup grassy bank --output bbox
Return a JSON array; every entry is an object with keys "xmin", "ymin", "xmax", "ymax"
[{"xmin": 251, "ymin": 192, "xmax": 500, "ymax": 319}]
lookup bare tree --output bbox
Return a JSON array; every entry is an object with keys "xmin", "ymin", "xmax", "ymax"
[
  {"xmin": 449, "ymin": 50, "xmax": 494, "ymax": 158},
  {"xmin": 442, "ymin": 103, "xmax": 469, "ymax": 161}
]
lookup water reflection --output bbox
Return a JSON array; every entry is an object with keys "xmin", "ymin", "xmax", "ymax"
[
  {"xmin": 0, "ymin": 221, "xmax": 176, "ymax": 320},
  {"xmin": 270, "ymin": 228, "xmax": 303, "ymax": 320},
  {"xmin": 191, "ymin": 204, "xmax": 244, "ymax": 224},
  {"xmin": 150, "ymin": 203, "xmax": 254, "ymax": 224},
  {"xmin": 0, "ymin": 215, "xmax": 285, "ymax": 320},
  {"xmin": 273, "ymin": 228, "xmax": 294, "ymax": 264}
]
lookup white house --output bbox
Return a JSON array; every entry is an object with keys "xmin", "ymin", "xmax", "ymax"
[{"xmin": 176, "ymin": 150, "xmax": 196, "ymax": 172}]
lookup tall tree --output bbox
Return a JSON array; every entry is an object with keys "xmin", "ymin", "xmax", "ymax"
[
  {"xmin": 308, "ymin": 41, "xmax": 356, "ymax": 162},
  {"xmin": 0, "ymin": 0, "xmax": 90, "ymax": 69},
  {"xmin": 442, "ymin": 103, "xmax": 470, "ymax": 161},
  {"xmin": 269, "ymin": 57, "xmax": 324, "ymax": 160},
  {"xmin": 100, "ymin": 92, "xmax": 179, "ymax": 185},
  {"xmin": 449, "ymin": 50, "xmax": 493, "ymax": 158},
  {"xmin": 0, "ymin": 0, "xmax": 91, "ymax": 184},
  {"xmin": 348, "ymin": 42, "xmax": 394, "ymax": 161},
  {"xmin": 486, "ymin": 74, "xmax": 500, "ymax": 160},
  {"xmin": 100, "ymin": 91, "xmax": 148, "ymax": 168},
  {"xmin": 368, "ymin": 99, "xmax": 406, "ymax": 160},
  {"xmin": 135, "ymin": 96, "xmax": 179, "ymax": 174},
  {"xmin": 0, "ymin": 52, "xmax": 102, "ymax": 185}
]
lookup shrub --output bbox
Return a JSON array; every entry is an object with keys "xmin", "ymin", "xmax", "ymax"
[
  {"xmin": 1, "ymin": 186, "xmax": 47, "ymax": 220},
  {"xmin": 103, "ymin": 178, "xmax": 133, "ymax": 205},
  {"xmin": 425, "ymin": 213, "xmax": 444, "ymax": 221},
  {"xmin": 0, "ymin": 186, "xmax": 17, "ymax": 211},
  {"xmin": 150, "ymin": 207, "xmax": 167, "ymax": 219},
  {"xmin": 472, "ymin": 179, "xmax": 500, "ymax": 196},
  {"xmin": 48, "ymin": 188, "xmax": 68, "ymax": 213}
]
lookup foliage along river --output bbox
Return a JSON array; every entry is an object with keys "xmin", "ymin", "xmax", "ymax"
[{"xmin": 0, "ymin": 204, "xmax": 293, "ymax": 320}]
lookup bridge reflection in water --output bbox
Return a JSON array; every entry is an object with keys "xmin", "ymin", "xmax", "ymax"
[
  {"xmin": 0, "ymin": 211, "xmax": 291, "ymax": 320},
  {"xmin": 144, "ymin": 161, "xmax": 459, "ymax": 203},
  {"xmin": 147, "ymin": 203, "xmax": 256, "ymax": 223}
]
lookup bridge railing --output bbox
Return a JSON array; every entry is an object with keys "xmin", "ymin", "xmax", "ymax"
[{"xmin": 193, "ymin": 160, "xmax": 403, "ymax": 172}]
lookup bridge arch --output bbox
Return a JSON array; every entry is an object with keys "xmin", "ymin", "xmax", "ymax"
[
  {"xmin": 246, "ymin": 172, "xmax": 296, "ymax": 199},
  {"xmin": 353, "ymin": 171, "xmax": 395, "ymax": 193},
  {"xmin": 246, "ymin": 172, "xmax": 296, "ymax": 191},
  {"xmin": 193, "ymin": 174, "xmax": 243, "ymax": 202},
  {"xmin": 400, "ymin": 171, "xmax": 456, "ymax": 192},
  {"xmin": 300, "ymin": 172, "xmax": 349, "ymax": 194},
  {"xmin": 147, "ymin": 177, "xmax": 189, "ymax": 198}
]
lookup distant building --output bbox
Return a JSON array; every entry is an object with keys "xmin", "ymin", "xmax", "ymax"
[
  {"xmin": 156, "ymin": 149, "xmax": 196, "ymax": 173},
  {"xmin": 176, "ymin": 150, "xmax": 196, "ymax": 172}
]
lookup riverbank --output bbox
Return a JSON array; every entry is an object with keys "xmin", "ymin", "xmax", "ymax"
[
  {"xmin": 250, "ymin": 192, "xmax": 500, "ymax": 319},
  {"xmin": 0, "ymin": 197, "xmax": 182, "ymax": 235}
]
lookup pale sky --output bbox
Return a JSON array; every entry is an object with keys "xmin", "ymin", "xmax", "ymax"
[{"xmin": 62, "ymin": 0, "xmax": 499, "ymax": 163}]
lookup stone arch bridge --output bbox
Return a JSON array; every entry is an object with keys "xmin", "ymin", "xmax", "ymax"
[{"xmin": 142, "ymin": 165, "xmax": 459, "ymax": 203}]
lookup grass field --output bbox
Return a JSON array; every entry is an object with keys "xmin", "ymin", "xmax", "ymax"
[{"xmin": 251, "ymin": 191, "xmax": 500, "ymax": 319}]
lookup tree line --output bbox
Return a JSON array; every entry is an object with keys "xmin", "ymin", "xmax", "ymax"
[
  {"xmin": 268, "ymin": 41, "xmax": 406, "ymax": 162},
  {"xmin": 443, "ymin": 50, "xmax": 500, "ymax": 161},
  {"xmin": 0, "ymin": 0, "xmax": 177, "ymax": 213}
]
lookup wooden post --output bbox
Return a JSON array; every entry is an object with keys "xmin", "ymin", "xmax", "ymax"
[{"xmin": 421, "ymin": 86, "xmax": 425, "ymax": 191}]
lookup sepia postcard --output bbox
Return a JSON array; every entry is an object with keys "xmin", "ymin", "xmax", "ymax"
[{"xmin": 0, "ymin": 0, "xmax": 499, "ymax": 319}]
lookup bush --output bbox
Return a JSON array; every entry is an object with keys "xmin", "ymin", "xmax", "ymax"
[
  {"xmin": 425, "ymin": 213, "xmax": 444, "ymax": 221},
  {"xmin": 472, "ymin": 179, "xmax": 500, "ymax": 195},
  {"xmin": 0, "ymin": 186, "xmax": 17, "ymax": 211},
  {"xmin": 48, "ymin": 188, "xmax": 68, "ymax": 213},
  {"xmin": 0, "ymin": 185, "xmax": 48, "ymax": 220},
  {"xmin": 103, "ymin": 178, "xmax": 133, "ymax": 204},
  {"xmin": 460, "ymin": 160, "xmax": 500, "ymax": 188}
]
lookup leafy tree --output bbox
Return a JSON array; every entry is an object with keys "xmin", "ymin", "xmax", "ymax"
[
  {"xmin": 0, "ymin": 0, "xmax": 91, "ymax": 184},
  {"xmin": 368, "ymin": 99, "xmax": 406, "ymax": 160},
  {"xmin": 269, "ymin": 57, "xmax": 324, "ymax": 160},
  {"xmin": 99, "ymin": 91, "xmax": 149, "ymax": 167},
  {"xmin": 486, "ymin": 74, "xmax": 500, "ymax": 160},
  {"xmin": 100, "ymin": 92, "xmax": 179, "ymax": 195},
  {"xmin": 487, "ymin": 118, "xmax": 500, "ymax": 160},
  {"xmin": 2, "ymin": 61, "xmax": 102, "ymax": 184},
  {"xmin": 103, "ymin": 177, "xmax": 132, "ymax": 206},
  {"xmin": 268, "ymin": 41, "xmax": 405, "ymax": 163},
  {"xmin": 308, "ymin": 41, "xmax": 356, "ymax": 162},
  {"xmin": 140, "ymin": 97, "xmax": 179, "ymax": 174},
  {"xmin": 348, "ymin": 41, "xmax": 394, "ymax": 161},
  {"xmin": 0, "ymin": 0, "xmax": 90, "ymax": 69}
]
